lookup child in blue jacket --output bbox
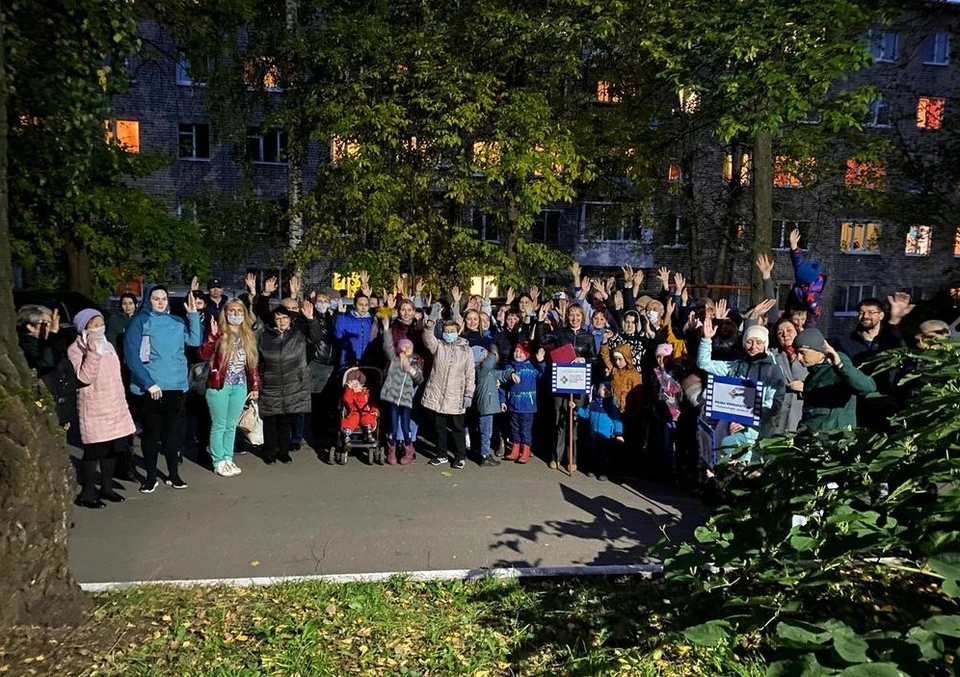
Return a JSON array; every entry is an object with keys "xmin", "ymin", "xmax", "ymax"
[
  {"xmin": 500, "ymin": 341, "xmax": 546, "ymax": 464},
  {"xmin": 574, "ymin": 382, "xmax": 624, "ymax": 481}
]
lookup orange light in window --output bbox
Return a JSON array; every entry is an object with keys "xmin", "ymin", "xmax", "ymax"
[
  {"xmin": 596, "ymin": 80, "xmax": 620, "ymax": 104},
  {"xmin": 917, "ymin": 96, "xmax": 945, "ymax": 130},
  {"xmin": 331, "ymin": 136, "xmax": 360, "ymax": 164},
  {"xmin": 667, "ymin": 161, "xmax": 682, "ymax": 182},
  {"xmin": 845, "ymin": 159, "xmax": 885, "ymax": 189},
  {"xmin": 105, "ymin": 120, "xmax": 140, "ymax": 153}
]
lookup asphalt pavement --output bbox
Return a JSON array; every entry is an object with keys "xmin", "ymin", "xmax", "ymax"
[{"xmin": 68, "ymin": 443, "xmax": 704, "ymax": 584}]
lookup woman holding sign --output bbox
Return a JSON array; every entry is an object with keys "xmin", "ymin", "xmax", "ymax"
[{"xmin": 698, "ymin": 322, "xmax": 785, "ymax": 462}]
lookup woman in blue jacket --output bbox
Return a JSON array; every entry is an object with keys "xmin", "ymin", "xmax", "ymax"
[
  {"xmin": 333, "ymin": 293, "xmax": 377, "ymax": 371},
  {"xmin": 124, "ymin": 285, "xmax": 203, "ymax": 493}
]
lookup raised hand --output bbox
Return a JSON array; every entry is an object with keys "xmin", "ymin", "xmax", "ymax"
[
  {"xmin": 558, "ymin": 298, "xmax": 569, "ymax": 318},
  {"xmin": 209, "ymin": 314, "xmax": 219, "ymax": 336},
  {"xmin": 414, "ymin": 277, "xmax": 425, "ymax": 296},
  {"xmin": 756, "ymin": 254, "xmax": 775, "ymax": 279},
  {"xmin": 752, "ymin": 297, "xmax": 777, "ymax": 319},
  {"xmin": 614, "ymin": 290, "xmax": 624, "ymax": 311},
  {"xmin": 673, "ymin": 272, "xmax": 686, "ymax": 296},
  {"xmin": 657, "ymin": 266, "xmax": 671, "ymax": 290},
  {"xmin": 684, "ymin": 310, "xmax": 699, "ymax": 333},
  {"xmin": 633, "ymin": 269, "xmax": 645, "ymax": 289},
  {"xmin": 505, "ymin": 287, "xmax": 515, "ymax": 306},
  {"xmin": 537, "ymin": 300, "xmax": 554, "ymax": 322},
  {"xmin": 887, "ymin": 291, "xmax": 915, "ymax": 323},
  {"xmin": 289, "ymin": 274, "xmax": 301, "ymax": 298},
  {"xmin": 702, "ymin": 317, "xmax": 717, "ymax": 339},
  {"xmin": 603, "ymin": 329, "xmax": 614, "ymax": 343},
  {"xmin": 450, "ymin": 285, "xmax": 462, "ymax": 305},
  {"xmin": 190, "ymin": 276, "xmax": 200, "ymax": 292},
  {"xmin": 823, "ymin": 340, "xmax": 842, "ymax": 367},
  {"xmin": 301, "ymin": 300, "xmax": 314, "ymax": 319},
  {"xmin": 570, "ymin": 261, "xmax": 581, "ymax": 281},
  {"xmin": 263, "ymin": 276, "xmax": 278, "ymax": 296},
  {"xmin": 185, "ymin": 292, "xmax": 198, "ymax": 314},
  {"xmin": 385, "ymin": 290, "xmax": 397, "ymax": 309},
  {"xmin": 605, "ymin": 276, "xmax": 616, "ymax": 293},
  {"xmin": 536, "ymin": 348, "xmax": 546, "ymax": 362},
  {"xmin": 359, "ymin": 270, "xmax": 372, "ymax": 297},
  {"xmin": 621, "ymin": 264, "xmax": 634, "ymax": 284},
  {"xmin": 529, "ymin": 285, "xmax": 540, "ymax": 304},
  {"xmin": 245, "ymin": 272, "xmax": 257, "ymax": 295},
  {"xmin": 666, "ymin": 297, "xmax": 676, "ymax": 321},
  {"xmin": 483, "ymin": 283, "xmax": 495, "ymax": 299},
  {"xmin": 49, "ymin": 308, "xmax": 60, "ymax": 334},
  {"xmin": 715, "ymin": 298, "xmax": 729, "ymax": 320},
  {"xmin": 789, "ymin": 228, "xmax": 801, "ymax": 251}
]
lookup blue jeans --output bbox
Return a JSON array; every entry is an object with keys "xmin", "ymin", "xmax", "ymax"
[
  {"xmin": 205, "ymin": 383, "xmax": 247, "ymax": 464},
  {"xmin": 387, "ymin": 403, "xmax": 414, "ymax": 444},
  {"xmin": 478, "ymin": 414, "xmax": 494, "ymax": 458},
  {"xmin": 291, "ymin": 412, "xmax": 306, "ymax": 445},
  {"xmin": 510, "ymin": 412, "xmax": 535, "ymax": 446}
]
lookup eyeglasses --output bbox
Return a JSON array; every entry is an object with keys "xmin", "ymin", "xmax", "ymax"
[{"xmin": 858, "ymin": 310, "xmax": 882, "ymax": 316}]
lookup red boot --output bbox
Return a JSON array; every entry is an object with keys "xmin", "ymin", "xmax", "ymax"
[
  {"xmin": 517, "ymin": 444, "xmax": 531, "ymax": 464},
  {"xmin": 505, "ymin": 442, "xmax": 521, "ymax": 462},
  {"xmin": 399, "ymin": 443, "xmax": 416, "ymax": 465},
  {"xmin": 385, "ymin": 441, "xmax": 398, "ymax": 465}
]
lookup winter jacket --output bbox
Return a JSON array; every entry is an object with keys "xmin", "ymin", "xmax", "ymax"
[
  {"xmin": 68, "ymin": 338, "xmax": 136, "ymax": 444},
  {"xmin": 343, "ymin": 387, "xmax": 377, "ymax": 417},
  {"xmin": 697, "ymin": 339, "xmax": 787, "ymax": 439},
  {"xmin": 334, "ymin": 311, "xmax": 376, "ymax": 370},
  {"xmin": 770, "ymin": 348, "xmax": 807, "ymax": 434},
  {"xmin": 18, "ymin": 330, "xmax": 78, "ymax": 425},
  {"xmin": 790, "ymin": 248, "xmax": 826, "ymax": 329},
  {"xmin": 309, "ymin": 311, "xmax": 335, "ymax": 392},
  {"xmin": 474, "ymin": 352, "xmax": 504, "ymax": 416},
  {"xmin": 605, "ymin": 332, "xmax": 651, "ymax": 373},
  {"xmin": 832, "ymin": 324, "xmax": 905, "ymax": 394},
  {"xmin": 601, "ymin": 344, "xmax": 643, "ymax": 415},
  {"xmin": 105, "ymin": 312, "xmax": 133, "ymax": 355},
  {"xmin": 540, "ymin": 325, "xmax": 597, "ymax": 363},
  {"xmin": 501, "ymin": 358, "xmax": 546, "ymax": 413},
  {"xmin": 576, "ymin": 396, "xmax": 623, "ymax": 439},
  {"xmin": 799, "ymin": 352, "xmax": 877, "ymax": 432},
  {"xmin": 421, "ymin": 327, "xmax": 475, "ymax": 415},
  {"xmin": 196, "ymin": 332, "xmax": 262, "ymax": 394},
  {"xmin": 123, "ymin": 285, "xmax": 203, "ymax": 395},
  {"xmin": 381, "ymin": 328, "xmax": 424, "ymax": 409},
  {"xmin": 257, "ymin": 318, "xmax": 323, "ymax": 417}
]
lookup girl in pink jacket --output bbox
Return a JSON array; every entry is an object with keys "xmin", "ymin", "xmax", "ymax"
[{"xmin": 68, "ymin": 309, "xmax": 136, "ymax": 509}]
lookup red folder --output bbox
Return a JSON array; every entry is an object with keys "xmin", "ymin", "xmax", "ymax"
[{"xmin": 549, "ymin": 343, "xmax": 577, "ymax": 364}]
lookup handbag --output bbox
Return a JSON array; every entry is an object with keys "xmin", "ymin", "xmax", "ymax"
[{"xmin": 237, "ymin": 399, "xmax": 264, "ymax": 445}]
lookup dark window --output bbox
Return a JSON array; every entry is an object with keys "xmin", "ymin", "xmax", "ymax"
[
  {"xmin": 178, "ymin": 123, "xmax": 210, "ymax": 159},
  {"xmin": 247, "ymin": 128, "xmax": 288, "ymax": 164},
  {"xmin": 532, "ymin": 211, "xmax": 561, "ymax": 245}
]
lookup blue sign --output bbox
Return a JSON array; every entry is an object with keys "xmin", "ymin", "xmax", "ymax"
[
  {"xmin": 704, "ymin": 375, "xmax": 764, "ymax": 427},
  {"xmin": 551, "ymin": 363, "xmax": 591, "ymax": 395}
]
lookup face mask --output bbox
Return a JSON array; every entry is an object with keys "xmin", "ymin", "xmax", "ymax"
[
  {"xmin": 227, "ymin": 315, "xmax": 244, "ymax": 326},
  {"xmin": 85, "ymin": 327, "xmax": 105, "ymax": 341},
  {"xmin": 646, "ymin": 310, "xmax": 660, "ymax": 324},
  {"xmin": 442, "ymin": 332, "xmax": 458, "ymax": 344},
  {"xmin": 684, "ymin": 385, "xmax": 702, "ymax": 406},
  {"xmin": 316, "ymin": 303, "xmax": 330, "ymax": 313}
]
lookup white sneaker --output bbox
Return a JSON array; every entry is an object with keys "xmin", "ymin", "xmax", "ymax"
[
  {"xmin": 214, "ymin": 461, "xmax": 232, "ymax": 477},
  {"xmin": 226, "ymin": 460, "xmax": 242, "ymax": 476}
]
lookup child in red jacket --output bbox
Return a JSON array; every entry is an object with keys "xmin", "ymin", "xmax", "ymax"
[{"xmin": 341, "ymin": 371, "xmax": 379, "ymax": 444}]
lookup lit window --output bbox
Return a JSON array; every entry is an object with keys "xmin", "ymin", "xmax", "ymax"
[
  {"xmin": 243, "ymin": 58, "xmax": 282, "ymax": 91},
  {"xmin": 581, "ymin": 202, "xmax": 632, "ymax": 242},
  {"xmin": 773, "ymin": 156, "xmax": 813, "ymax": 189},
  {"xmin": 917, "ymin": 97, "xmax": 945, "ymax": 130},
  {"xmin": 951, "ymin": 287, "xmax": 960, "ymax": 307},
  {"xmin": 678, "ymin": 88, "xmax": 700, "ymax": 114},
  {"xmin": 104, "ymin": 119, "xmax": 140, "ymax": 153},
  {"xmin": 863, "ymin": 99, "xmax": 891, "ymax": 127},
  {"xmin": 921, "ymin": 32, "xmax": 951, "ymax": 66},
  {"xmin": 866, "ymin": 30, "xmax": 899, "ymax": 62},
  {"xmin": 469, "ymin": 276, "xmax": 498, "ymax": 297},
  {"xmin": 723, "ymin": 152, "xmax": 752, "ymax": 185},
  {"xmin": 840, "ymin": 221, "xmax": 881, "ymax": 253},
  {"xmin": 472, "ymin": 141, "xmax": 500, "ymax": 171},
  {"xmin": 905, "ymin": 225, "xmax": 933, "ymax": 256},
  {"xmin": 247, "ymin": 128, "xmax": 288, "ymax": 164},
  {"xmin": 596, "ymin": 80, "xmax": 620, "ymax": 104},
  {"xmin": 845, "ymin": 159, "xmax": 885, "ymax": 190},
  {"xmin": 667, "ymin": 161, "xmax": 682, "ymax": 182},
  {"xmin": 178, "ymin": 123, "xmax": 210, "ymax": 160},
  {"xmin": 532, "ymin": 143, "xmax": 563, "ymax": 177},
  {"xmin": 835, "ymin": 284, "xmax": 877, "ymax": 314},
  {"xmin": 955, "ymin": 228, "xmax": 960, "ymax": 257},
  {"xmin": 330, "ymin": 136, "xmax": 360, "ymax": 164},
  {"xmin": 773, "ymin": 220, "xmax": 810, "ymax": 249},
  {"xmin": 332, "ymin": 273, "xmax": 362, "ymax": 296}
]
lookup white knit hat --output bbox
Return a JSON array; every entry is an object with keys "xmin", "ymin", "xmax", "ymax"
[{"xmin": 742, "ymin": 324, "xmax": 769, "ymax": 348}]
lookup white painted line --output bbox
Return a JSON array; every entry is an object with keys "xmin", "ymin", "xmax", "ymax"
[{"xmin": 80, "ymin": 564, "xmax": 664, "ymax": 592}]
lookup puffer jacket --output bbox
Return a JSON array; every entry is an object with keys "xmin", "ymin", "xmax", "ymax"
[
  {"xmin": 474, "ymin": 351, "xmax": 504, "ymax": 416},
  {"xmin": 576, "ymin": 396, "xmax": 623, "ymax": 439},
  {"xmin": 196, "ymin": 332, "xmax": 262, "ymax": 393},
  {"xmin": 420, "ymin": 326, "xmax": 475, "ymax": 415},
  {"xmin": 601, "ymin": 343, "xmax": 643, "ymax": 415},
  {"xmin": 334, "ymin": 311, "xmax": 376, "ymax": 369},
  {"xmin": 258, "ymin": 318, "xmax": 323, "ymax": 417},
  {"xmin": 68, "ymin": 338, "xmax": 135, "ymax": 444},
  {"xmin": 381, "ymin": 328, "xmax": 424, "ymax": 408},
  {"xmin": 501, "ymin": 358, "xmax": 546, "ymax": 413}
]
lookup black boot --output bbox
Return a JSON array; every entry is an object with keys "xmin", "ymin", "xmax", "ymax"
[
  {"xmin": 99, "ymin": 457, "xmax": 125, "ymax": 502},
  {"xmin": 77, "ymin": 458, "xmax": 106, "ymax": 508}
]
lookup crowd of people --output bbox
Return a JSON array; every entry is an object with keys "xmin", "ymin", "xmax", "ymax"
[{"xmin": 14, "ymin": 229, "xmax": 956, "ymax": 509}]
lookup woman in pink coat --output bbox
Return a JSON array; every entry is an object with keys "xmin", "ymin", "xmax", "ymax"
[{"xmin": 68, "ymin": 309, "xmax": 136, "ymax": 509}]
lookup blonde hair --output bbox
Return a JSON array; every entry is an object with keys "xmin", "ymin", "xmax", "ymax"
[
  {"xmin": 566, "ymin": 304, "xmax": 584, "ymax": 326},
  {"xmin": 217, "ymin": 299, "xmax": 259, "ymax": 369}
]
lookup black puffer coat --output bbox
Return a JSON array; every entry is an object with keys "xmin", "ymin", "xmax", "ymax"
[{"xmin": 258, "ymin": 318, "xmax": 323, "ymax": 417}]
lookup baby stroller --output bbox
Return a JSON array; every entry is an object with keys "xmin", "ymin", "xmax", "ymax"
[{"xmin": 333, "ymin": 366, "xmax": 384, "ymax": 465}]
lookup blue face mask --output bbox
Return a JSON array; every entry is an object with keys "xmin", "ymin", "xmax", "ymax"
[{"xmin": 442, "ymin": 332, "xmax": 458, "ymax": 344}]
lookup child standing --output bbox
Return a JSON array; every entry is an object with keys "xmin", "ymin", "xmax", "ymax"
[
  {"xmin": 381, "ymin": 316, "xmax": 424, "ymax": 465},
  {"xmin": 501, "ymin": 341, "xmax": 546, "ymax": 464},
  {"xmin": 652, "ymin": 343, "xmax": 683, "ymax": 480},
  {"xmin": 574, "ymin": 382, "xmax": 624, "ymax": 482},
  {"xmin": 341, "ymin": 370, "xmax": 379, "ymax": 452},
  {"xmin": 472, "ymin": 346, "xmax": 504, "ymax": 467}
]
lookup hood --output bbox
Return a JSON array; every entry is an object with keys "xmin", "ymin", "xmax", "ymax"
[
  {"xmin": 795, "ymin": 260, "xmax": 823, "ymax": 286},
  {"xmin": 138, "ymin": 284, "xmax": 170, "ymax": 316},
  {"xmin": 612, "ymin": 343, "xmax": 637, "ymax": 371}
]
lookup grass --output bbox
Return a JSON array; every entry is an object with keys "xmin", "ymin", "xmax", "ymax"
[{"xmin": 0, "ymin": 577, "xmax": 768, "ymax": 677}]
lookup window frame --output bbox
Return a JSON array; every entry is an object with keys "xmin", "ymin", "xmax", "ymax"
[
  {"xmin": 954, "ymin": 227, "xmax": 960, "ymax": 258},
  {"xmin": 904, "ymin": 225, "xmax": 933, "ymax": 257},
  {"xmin": 247, "ymin": 128, "xmax": 288, "ymax": 165},
  {"xmin": 105, "ymin": 119, "xmax": 140, "ymax": 153},
  {"xmin": 178, "ymin": 123, "xmax": 211, "ymax": 161},
  {"xmin": 922, "ymin": 32, "xmax": 951, "ymax": 66},
  {"xmin": 662, "ymin": 215, "xmax": 688, "ymax": 249},
  {"xmin": 839, "ymin": 220, "xmax": 882, "ymax": 255},
  {"xmin": 531, "ymin": 209, "xmax": 562, "ymax": 246},
  {"xmin": 834, "ymin": 283, "xmax": 878, "ymax": 317},
  {"xmin": 772, "ymin": 219, "xmax": 811, "ymax": 250},
  {"xmin": 863, "ymin": 98, "xmax": 891, "ymax": 128},
  {"xmin": 175, "ymin": 57, "xmax": 209, "ymax": 87},
  {"xmin": 866, "ymin": 30, "xmax": 899, "ymax": 63},
  {"xmin": 916, "ymin": 96, "xmax": 945, "ymax": 130},
  {"xmin": 580, "ymin": 201, "xmax": 634, "ymax": 243},
  {"xmin": 471, "ymin": 208, "xmax": 501, "ymax": 244}
]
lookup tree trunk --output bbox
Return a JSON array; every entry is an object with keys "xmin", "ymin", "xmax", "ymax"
[
  {"xmin": 713, "ymin": 141, "xmax": 745, "ymax": 292},
  {"xmin": 751, "ymin": 130, "xmax": 773, "ymax": 307},
  {"xmin": 66, "ymin": 238, "xmax": 93, "ymax": 297},
  {"xmin": 285, "ymin": 0, "xmax": 303, "ymax": 294},
  {"xmin": 0, "ymin": 1, "xmax": 89, "ymax": 627}
]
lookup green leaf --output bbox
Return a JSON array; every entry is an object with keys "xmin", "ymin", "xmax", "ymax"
[
  {"xmin": 682, "ymin": 619, "xmax": 730, "ymax": 647},
  {"xmin": 837, "ymin": 664, "xmax": 902, "ymax": 676},
  {"xmin": 922, "ymin": 615, "xmax": 960, "ymax": 639},
  {"xmin": 766, "ymin": 654, "xmax": 828, "ymax": 677},
  {"xmin": 777, "ymin": 621, "xmax": 831, "ymax": 649},
  {"xmin": 832, "ymin": 630, "xmax": 870, "ymax": 664},
  {"xmin": 905, "ymin": 626, "xmax": 943, "ymax": 661}
]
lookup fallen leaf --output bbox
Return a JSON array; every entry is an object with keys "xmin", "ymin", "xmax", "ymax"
[
  {"xmin": 250, "ymin": 560, "xmax": 260, "ymax": 567},
  {"xmin": 440, "ymin": 471, "xmax": 452, "ymax": 477}
]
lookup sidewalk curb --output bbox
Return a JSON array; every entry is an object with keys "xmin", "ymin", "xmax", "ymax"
[{"xmin": 80, "ymin": 564, "xmax": 665, "ymax": 592}]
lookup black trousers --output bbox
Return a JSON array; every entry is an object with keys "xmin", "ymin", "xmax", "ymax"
[
  {"xmin": 433, "ymin": 413, "xmax": 466, "ymax": 462},
  {"xmin": 140, "ymin": 390, "xmax": 185, "ymax": 483},
  {"xmin": 79, "ymin": 437, "xmax": 125, "ymax": 502},
  {"xmin": 263, "ymin": 414, "xmax": 295, "ymax": 462}
]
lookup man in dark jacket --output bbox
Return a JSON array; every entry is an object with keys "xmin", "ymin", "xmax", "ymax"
[{"xmin": 795, "ymin": 328, "xmax": 876, "ymax": 432}]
